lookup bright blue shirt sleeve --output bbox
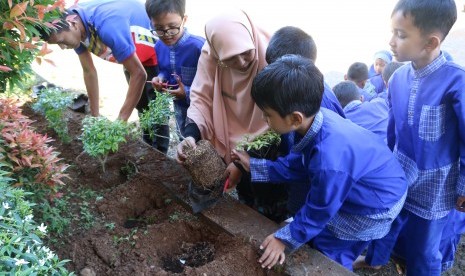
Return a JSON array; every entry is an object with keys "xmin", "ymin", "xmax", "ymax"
[{"xmin": 250, "ymin": 152, "xmax": 308, "ymax": 184}]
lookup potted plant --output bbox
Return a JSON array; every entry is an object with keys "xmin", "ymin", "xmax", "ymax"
[{"xmin": 236, "ymin": 130, "xmax": 282, "ymax": 160}]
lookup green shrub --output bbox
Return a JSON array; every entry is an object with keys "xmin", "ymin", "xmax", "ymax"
[
  {"xmin": 32, "ymin": 87, "xmax": 74, "ymax": 143},
  {"xmin": 0, "ymin": 169, "xmax": 72, "ymax": 275},
  {"xmin": 0, "ymin": 98, "xmax": 69, "ymax": 193},
  {"xmin": 0, "ymin": 0, "xmax": 64, "ymax": 92},
  {"xmin": 81, "ymin": 116, "xmax": 137, "ymax": 173}
]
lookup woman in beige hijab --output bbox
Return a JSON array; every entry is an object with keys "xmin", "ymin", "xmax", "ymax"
[{"xmin": 176, "ymin": 9, "xmax": 269, "ymax": 176}]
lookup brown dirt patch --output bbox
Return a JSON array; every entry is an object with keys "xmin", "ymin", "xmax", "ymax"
[{"xmin": 21, "ymin": 103, "xmax": 280, "ymax": 275}]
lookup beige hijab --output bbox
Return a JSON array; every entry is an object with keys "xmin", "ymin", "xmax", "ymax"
[{"xmin": 187, "ymin": 9, "xmax": 269, "ymax": 163}]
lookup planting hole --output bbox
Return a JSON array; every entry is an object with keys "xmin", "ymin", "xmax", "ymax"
[
  {"xmin": 123, "ymin": 218, "xmax": 146, "ymax": 229},
  {"xmin": 162, "ymin": 241, "xmax": 215, "ymax": 273}
]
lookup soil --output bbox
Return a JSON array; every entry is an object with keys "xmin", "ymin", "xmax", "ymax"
[{"xmin": 20, "ymin": 103, "xmax": 280, "ymax": 276}]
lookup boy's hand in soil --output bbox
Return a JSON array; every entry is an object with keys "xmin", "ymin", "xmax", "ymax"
[
  {"xmin": 176, "ymin": 136, "xmax": 196, "ymax": 164},
  {"xmin": 456, "ymin": 195, "xmax": 465, "ymax": 212},
  {"xmin": 223, "ymin": 162, "xmax": 242, "ymax": 192},
  {"xmin": 259, "ymin": 234, "xmax": 286, "ymax": 269},
  {"xmin": 230, "ymin": 149, "xmax": 250, "ymax": 172}
]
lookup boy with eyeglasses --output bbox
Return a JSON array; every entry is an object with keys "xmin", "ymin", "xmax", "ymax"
[
  {"xmin": 37, "ymin": 0, "xmax": 171, "ymax": 154},
  {"xmin": 146, "ymin": 0, "xmax": 205, "ymax": 139}
]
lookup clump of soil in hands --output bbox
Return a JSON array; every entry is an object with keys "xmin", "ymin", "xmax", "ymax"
[{"xmin": 183, "ymin": 140, "xmax": 226, "ymax": 192}]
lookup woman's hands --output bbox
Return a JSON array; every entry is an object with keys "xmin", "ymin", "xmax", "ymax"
[{"xmin": 175, "ymin": 136, "xmax": 196, "ymax": 164}]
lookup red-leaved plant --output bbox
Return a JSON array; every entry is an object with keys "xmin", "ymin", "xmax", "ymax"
[{"xmin": 0, "ymin": 98, "xmax": 69, "ymax": 193}]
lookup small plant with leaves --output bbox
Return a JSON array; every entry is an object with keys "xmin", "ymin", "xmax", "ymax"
[
  {"xmin": 32, "ymin": 87, "xmax": 74, "ymax": 143},
  {"xmin": 139, "ymin": 91, "xmax": 174, "ymax": 141},
  {"xmin": 236, "ymin": 130, "xmax": 282, "ymax": 159},
  {"xmin": 0, "ymin": 173, "xmax": 72, "ymax": 275},
  {"xmin": 81, "ymin": 116, "xmax": 137, "ymax": 173}
]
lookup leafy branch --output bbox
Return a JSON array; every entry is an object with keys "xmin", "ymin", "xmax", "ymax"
[{"xmin": 0, "ymin": 0, "xmax": 65, "ymax": 92}]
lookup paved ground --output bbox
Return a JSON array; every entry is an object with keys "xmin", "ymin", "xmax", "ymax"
[{"xmin": 32, "ymin": 0, "xmax": 465, "ymax": 121}]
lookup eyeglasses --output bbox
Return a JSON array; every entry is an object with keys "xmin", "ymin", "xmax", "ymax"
[{"xmin": 151, "ymin": 21, "xmax": 183, "ymax": 37}]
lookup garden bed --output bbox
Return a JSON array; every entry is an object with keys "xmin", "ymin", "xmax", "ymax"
[{"xmin": 21, "ymin": 104, "xmax": 276, "ymax": 275}]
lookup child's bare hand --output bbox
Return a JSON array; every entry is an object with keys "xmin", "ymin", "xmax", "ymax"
[
  {"xmin": 223, "ymin": 162, "xmax": 242, "ymax": 192},
  {"xmin": 150, "ymin": 76, "xmax": 164, "ymax": 91},
  {"xmin": 456, "ymin": 195, "xmax": 465, "ymax": 212},
  {"xmin": 166, "ymin": 74, "xmax": 186, "ymax": 100},
  {"xmin": 176, "ymin": 137, "xmax": 196, "ymax": 164},
  {"xmin": 259, "ymin": 234, "xmax": 286, "ymax": 269},
  {"xmin": 231, "ymin": 149, "xmax": 250, "ymax": 172}
]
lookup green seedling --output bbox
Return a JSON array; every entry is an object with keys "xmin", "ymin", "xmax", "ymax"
[
  {"xmin": 81, "ymin": 116, "xmax": 137, "ymax": 172},
  {"xmin": 139, "ymin": 91, "xmax": 174, "ymax": 140},
  {"xmin": 236, "ymin": 130, "xmax": 282, "ymax": 159},
  {"xmin": 32, "ymin": 87, "xmax": 74, "ymax": 143}
]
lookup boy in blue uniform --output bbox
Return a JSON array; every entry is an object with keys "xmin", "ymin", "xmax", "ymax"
[
  {"xmin": 145, "ymin": 0, "xmax": 205, "ymax": 139},
  {"xmin": 39, "ymin": 0, "xmax": 170, "ymax": 153},
  {"xmin": 345, "ymin": 62, "xmax": 377, "ymax": 102},
  {"xmin": 356, "ymin": 0, "xmax": 465, "ymax": 275},
  {"xmin": 266, "ymin": 26, "xmax": 345, "ymax": 118},
  {"xmin": 333, "ymin": 80, "xmax": 388, "ymax": 141},
  {"xmin": 231, "ymin": 55, "xmax": 408, "ymax": 271}
]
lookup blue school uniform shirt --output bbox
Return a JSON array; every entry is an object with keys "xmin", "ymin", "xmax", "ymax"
[
  {"xmin": 251, "ymin": 109, "xmax": 407, "ymax": 249},
  {"xmin": 155, "ymin": 29, "xmax": 205, "ymax": 108},
  {"xmin": 273, "ymin": 84, "xmax": 345, "ymax": 215},
  {"xmin": 387, "ymin": 53, "xmax": 465, "ymax": 220},
  {"xmin": 359, "ymin": 86, "xmax": 377, "ymax": 102},
  {"xmin": 322, "ymin": 82, "xmax": 345, "ymax": 118},
  {"xmin": 343, "ymin": 99, "xmax": 388, "ymax": 141},
  {"xmin": 72, "ymin": 0, "xmax": 157, "ymax": 66},
  {"xmin": 368, "ymin": 74, "xmax": 386, "ymax": 94}
]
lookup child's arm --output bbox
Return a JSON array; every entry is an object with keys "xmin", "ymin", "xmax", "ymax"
[
  {"xmin": 258, "ymin": 234, "xmax": 286, "ymax": 269},
  {"xmin": 232, "ymin": 149, "xmax": 307, "ymax": 184},
  {"xmin": 249, "ymin": 152, "xmax": 308, "ymax": 184}
]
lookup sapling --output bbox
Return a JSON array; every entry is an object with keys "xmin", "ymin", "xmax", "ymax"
[
  {"xmin": 80, "ymin": 116, "xmax": 137, "ymax": 173},
  {"xmin": 139, "ymin": 91, "xmax": 174, "ymax": 141},
  {"xmin": 236, "ymin": 130, "xmax": 281, "ymax": 159},
  {"xmin": 32, "ymin": 87, "xmax": 74, "ymax": 143}
]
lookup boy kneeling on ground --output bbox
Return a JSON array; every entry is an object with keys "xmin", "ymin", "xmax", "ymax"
[{"xmin": 231, "ymin": 55, "xmax": 408, "ymax": 271}]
